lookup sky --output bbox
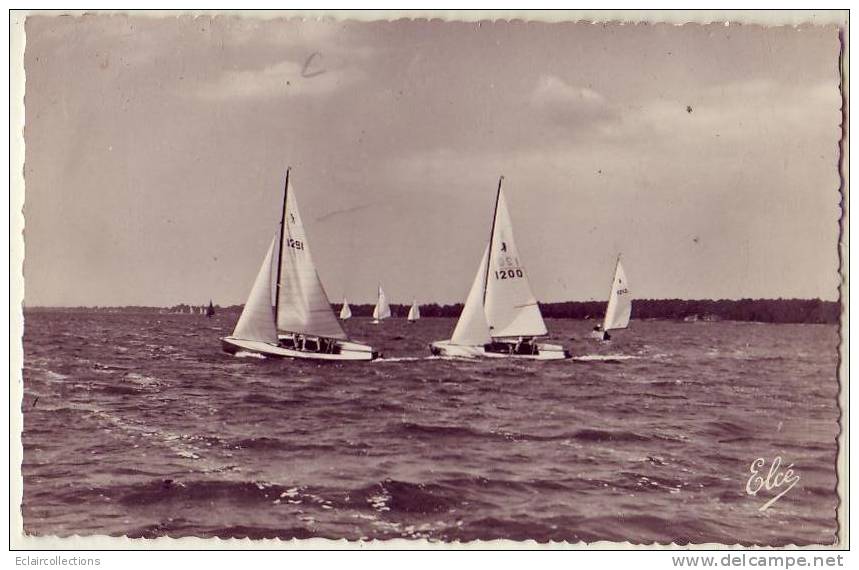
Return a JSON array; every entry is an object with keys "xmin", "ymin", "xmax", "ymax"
[{"xmin": 21, "ymin": 15, "xmax": 843, "ymax": 306}]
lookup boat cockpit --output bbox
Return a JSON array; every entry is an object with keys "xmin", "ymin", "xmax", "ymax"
[
  {"xmin": 278, "ymin": 333, "xmax": 342, "ymax": 354},
  {"xmin": 484, "ymin": 337, "xmax": 539, "ymax": 356}
]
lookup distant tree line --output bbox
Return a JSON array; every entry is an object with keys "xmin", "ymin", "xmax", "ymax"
[
  {"xmin": 324, "ymin": 298, "xmax": 838, "ymax": 324},
  {"xmin": 537, "ymin": 298, "xmax": 839, "ymax": 324},
  {"xmin": 25, "ymin": 298, "xmax": 839, "ymax": 324}
]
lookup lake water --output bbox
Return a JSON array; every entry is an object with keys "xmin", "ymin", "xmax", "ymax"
[{"xmin": 20, "ymin": 311, "xmax": 841, "ymax": 545}]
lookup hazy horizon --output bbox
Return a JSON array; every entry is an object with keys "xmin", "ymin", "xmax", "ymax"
[
  {"xmin": 23, "ymin": 296, "xmax": 840, "ymax": 310},
  {"xmin": 22, "ymin": 16, "xmax": 843, "ymax": 307}
]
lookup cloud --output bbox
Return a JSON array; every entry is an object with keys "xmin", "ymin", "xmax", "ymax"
[
  {"xmin": 193, "ymin": 58, "xmax": 362, "ymax": 101},
  {"xmin": 530, "ymin": 75, "xmax": 617, "ymax": 125},
  {"xmin": 608, "ymin": 78, "xmax": 842, "ymax": 149}
]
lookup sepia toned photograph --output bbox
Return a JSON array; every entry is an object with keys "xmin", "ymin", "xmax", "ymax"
[{"xmin": 11, "ymin": 10, "xmax": 847, "ymax": 549}]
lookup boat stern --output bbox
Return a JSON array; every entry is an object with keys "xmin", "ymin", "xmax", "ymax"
[{"xmin": 536, "ymin": 342, "xmax": 573, "ymax": 360}]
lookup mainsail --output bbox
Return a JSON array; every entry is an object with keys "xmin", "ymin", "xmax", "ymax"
[
  {"xmin": 372, "ymin": 284, "xmax": 391, "ymax": 320},
  {"xmin": 340, "ymin": 297, "xmax": 352, "ymax": 320},
  {"xmin": 407, "ymin": 299, "xmax": 420, "ymax": 321},
  {"xmin": 232, "ymin": 236, "xmax": 278, "ymax": 343},
  {"xmin": 483, "ymin": 180, "xmax": 548, "ymax": 338},
  {"xmin": 602, "ymin": 258, "xmax": 632, "ymax": 331},
  {"xmin": 275, "ymin": 178, "xmax": 347, "ymax": 340}
]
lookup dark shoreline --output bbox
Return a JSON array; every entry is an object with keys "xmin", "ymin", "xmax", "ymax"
[{"xmin": 23, "ymin": 298, "xmax": 839, "ymax": 325}]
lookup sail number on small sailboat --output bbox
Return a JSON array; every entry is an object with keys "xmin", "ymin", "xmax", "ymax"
[
  {"xmin": 494, "ymin": 254, "xmax": 523, "ymax": 280},
  {"xmin": 495, "ymin": 269, "xmax": 525, "ymax": 280},
  {"xmin": 285, "ymin": 238, "xmax": 304, "ymax": 250}
]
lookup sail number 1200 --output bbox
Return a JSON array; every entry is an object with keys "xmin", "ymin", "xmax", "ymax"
[
  {"xmin": 495, "ymin": 269, "xmax": 524, "ymax": 280},
  {"xmin": 286, "ymin": 238, "xmax": 304, "ymax": 250}
]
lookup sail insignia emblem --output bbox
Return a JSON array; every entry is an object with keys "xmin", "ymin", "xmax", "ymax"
[
  {"xmin": 289, "ymin": 213, "xmax": 296, "ymax": 223},
  {"xmin": 501, "ymin": 241, "xmax": 507, "ymax": 253}
]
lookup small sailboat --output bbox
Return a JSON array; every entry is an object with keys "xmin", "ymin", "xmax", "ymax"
[
  {"xmin": 221, "ymin": 168, "xmax": 378, "ymax": 361},
  {"xmin": 206, "ymin": 300, "xmax": 215, "ymax": 318},
  {"xmin": 430, "ymin": 177, "xmax": 570, "ymax": 360},
  {"xmin": 592, "ymin": 256, "xmax": 632, "ymax": 341},
  {"xmin": 339, "ymin": 297, "xmax": 352, "ymax": 320},
  {"xmin": 372, "ymin": 284, "xmax": 391, "ymax": 324},
  {"xmin": 407, "ymin": 299, "xmax": 420, "ymax": 323}
]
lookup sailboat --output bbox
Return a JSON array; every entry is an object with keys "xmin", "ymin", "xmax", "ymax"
[
  {"xmin": 592, "ymin": 256, "xmax": 632, "ymax": 341},
  {"xmin": 220, "ymin": 168, "xmax": 378, "ymax": 361},
  {"xmin": 430, "ymin": 177, "xmax": 570, "ymax": 360},
  {"xmin": 407, "ymin": 299, "xmax": 420, "ymax": 323},
  {"xmin": 339, "ymin": 297, "xmax": 352, "ymax": 320},
  {"xmin": 372, "ymin": 284, "xmax": 391, "ymax": 324},
  {"xmin": 206, "ymin": 300, "xmax": 215, "ymax": 318}
]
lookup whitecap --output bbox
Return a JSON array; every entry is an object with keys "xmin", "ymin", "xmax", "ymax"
[{"xmin": 44, "ymin": 370, "xmax": 69, "ymax": 380}]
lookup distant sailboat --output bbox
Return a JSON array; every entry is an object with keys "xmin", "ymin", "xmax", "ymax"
[
  {"xmin": 340, "ymin": 297, "xmax": 352, "ymax": 320},
  {"xmin": 206, "ymin": 300, "xmax": 215, "ymax": 318},
  {"xmin": 220, "ymin": 168, "xmax": 378, "ymax": 360},
  {"xmin": 592, "ymin": 256, "xmax": 632, "ymax": 341},
  {"xmin": 372, "ymin": 284, "xmax": 391, "ymax": 324},
  {"xmin": 407, "ymin": 299, "xmax": 420, "ymax": 323},
  {"xmin": 430, "ymin": 177, "xmax": 570, "ymax": 359}
]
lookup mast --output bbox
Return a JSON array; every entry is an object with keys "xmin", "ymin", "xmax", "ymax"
[
  {"xmin": 274, "ymin": 167, "xmax": 291, "ymax": 325},
  {"xmin": 482, "ymin": 176, "xmax": 504, "ymax": 308}
]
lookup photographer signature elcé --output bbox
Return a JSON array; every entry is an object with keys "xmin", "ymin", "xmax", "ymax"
[{"xmin": 746, "ymin": 456, "xmax": 801, "ymax": 511}]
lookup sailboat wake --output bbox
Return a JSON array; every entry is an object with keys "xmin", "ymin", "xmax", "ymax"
[
  {"xmin": 573, "ymin": 353, "xmax": 640, "ymax": 362},
  {"xmin": 372, "ymin": 355, "xmax": 460, "ymax": 363}
]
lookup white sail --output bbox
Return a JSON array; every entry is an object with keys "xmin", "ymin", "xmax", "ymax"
[
  {"xmin": 407, "ymin": 299, "xmax": 420, "ymax": 321},
  {"xmin": 450, "ymin": 246, "xmax": 492, "ymax": 346},
  {"xmin": 483, "ymin": 184, "xmax": 548, "ymax": 338},
  {"xmin": 340, "ymin": 297, "xmax": 352, "ymax": 320},
  {"xmin": 372, "ymin": 284, "xmax": 391, "ymax": 320},
  {"xmin": 603, "ymin": 259, "xmax": 632, "ymax": 331},
  {"xmin": 232, "ymin": 236, "xmax": 278, "ymax": 343},
  {"xmin": 276, "ymin": 181, "xmax": 347, "ymax": 340}
]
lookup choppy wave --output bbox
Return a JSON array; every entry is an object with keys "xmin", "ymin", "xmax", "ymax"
[{"xmin": 20, "ymin": 312, "xmax": 840, "ymax": 545}]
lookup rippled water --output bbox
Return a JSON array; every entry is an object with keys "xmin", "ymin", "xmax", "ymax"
[{"xmin": 20, "ymin": 311, "xmax": 840, "ymax": 545}]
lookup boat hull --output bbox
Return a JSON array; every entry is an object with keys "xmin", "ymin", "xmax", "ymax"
[
  {"xmin": 429, "ymin": 340, "xmax": 571, "ymax": 360},
  {"xmin": 591, "ymin": 330, "xmax": 611, "ymax": 341},
  {"xmin": 221, "ymin": 336, "xmax": 378, "ymax": 361}
]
